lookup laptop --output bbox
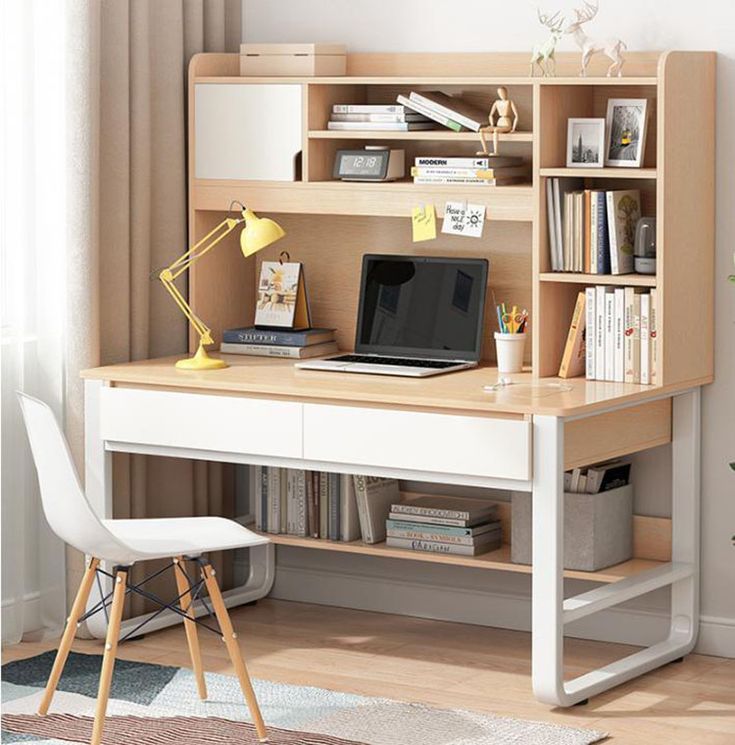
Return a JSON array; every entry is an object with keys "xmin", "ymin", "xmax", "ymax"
[{"xmin": 296, "ymin": 254, "xmax": 488, "ymax": 378}]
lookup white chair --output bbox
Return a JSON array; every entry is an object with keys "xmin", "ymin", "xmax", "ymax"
[{"xmin": 17, "ymin": 393, "xmax": 271, "ymax": 744}]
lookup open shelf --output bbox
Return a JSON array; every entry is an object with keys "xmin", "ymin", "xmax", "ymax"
[
  {"xmin": 309, "ymin": 130, "xmax": 534, "ymax": 142},
  {"xmin": 540, "ymin": 167, "xmax": 657, "ymax": 180},
  {"xmin": 539, "ymin": 273, "xmax": 657, "ymax": 287},
  {"xmin": 256, "ymin": 531, "xmax": 666, "ymax": 584}
]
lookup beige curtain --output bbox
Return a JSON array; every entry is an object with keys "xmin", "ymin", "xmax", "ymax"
[{"xmin": 65, "ymin": 0, "xmax": 242, "ymax": 617}]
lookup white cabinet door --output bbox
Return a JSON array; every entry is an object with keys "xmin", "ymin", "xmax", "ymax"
[
  {"xmin": 194, "ymin": 83, "xmax": 302, "ymax": 180},
  {"xmin": 100, "ymin": 388, "xmax": 302, "ymax": 459},
  {"xmin": 303, "ymin": 404, "xmax": 531, "ymax": 481}
]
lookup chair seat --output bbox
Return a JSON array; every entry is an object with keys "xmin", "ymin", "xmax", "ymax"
[{"xmin": 101, "ymin": 516, "xmax": 269, "ymax": 564}]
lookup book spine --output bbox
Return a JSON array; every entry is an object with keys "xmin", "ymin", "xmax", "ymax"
[
  {"xmin": 296, "ymin": 470, "xmax": 307, "ymax": 537},
  {"xmin": 319, "ymin": 472, "xmax": 329, "ymax": 539},
  {"xmin": 412, "ymin": 176, "xmax": 514, "ymax": 185},
  {"xmin": 547, "ymin": 179, "xmax": 558, "ymax": 271},
  {"xmin": 391, "ymin": 504, "xmax": 477, "ymax": 520},
  {"xmin": 328, "ymin": 472, "xmax": 339, "ymax": 540},
  {"xmin": 589, "ymin": 191, "xmax": 597, "ymax": 274},
  {"xmin": 330, "ymin": 112, "xmax": 426, "ymax": 122},
  {"xmin": 614, "ymin": 288, "xmax": 625, "ymax": 383},
  {"xmin": 279, "ymin": 468, "xmax": 288, "ymax": 534},
  {"xmin": 632, "ymin": 292, "xmax": 642, "ymax": 383},
  {"xmin": 253, "ymin": 465, "xmax": 262, "ymax": 530},
  {"xmin": 595, "ymin": 286, "xmax": 608, "ymax": 379},
  {"xmin": 559, "ymin": 291, "xmax": 585, "ymax": 378},
  {"xmin": 386, "ymin": 527, "xmax": 500, "ymax": 546},
  {"xmin": 385, "ymin": 537, "xmax": 500, "ymax": 556},
  {"xmin": 412, "ymin": 167, "xmax": 486, "ymax": 177},
  {"xmin": 286, "ymin": 469, "xmax": 297, "ymax": 535},
  {"xmin": 222, "ymin": 330, "xmax": 307, "ymax": 345},
  {"xmin": 606, "ymin": 191, "xmax": 619, "ymax": 274},
  {"xmin": 328, "ymin": 121, "xmax": 436, "ymax": 131},
  {"xmin": 352, "ymin": 474, "xmax": 372, "ymax": 543},
  {"xmin": 305, "ymin": 470, "xmax": 315, "ymax": 538},
  {"xmin": 623, "ymin": 287, "xmax": 635, "ymax": 383},
  {"xmin": 387, "ymin": 512, "xmax": 473, "ymax": 527},
  {"xmin": 261, "ymin": 467, "xmax": 269, "ymax": 533},
  {"xmin": 585, "ymin": 287, "xmax": 596, "ymax": 380},
  {"xmin": 408, "ymin": 92, "xmax": 480, "ymax": 131},
  {"xmin": 597, "ymin": 192, "xmax": 610, "ymax": 274},
  {"xmin": 220, "ymin": 344, "xmax": 304, "ymax": 358},
  {"xmin": 414, "ymin": 156, "xmax": 491, "ymax": 168},
  {"xmin": 604, "ymin": 290, "xmax": 615, "ymax": 382},
  {"xmin": 641, "ymin": 292, "xmax": 651, "ymax": 385},
  {"xmin": 584, "ymin": 190, "xmax": 591, "ymax": 274},
  {"xmin": 650, "ymin": 288, "xmax": 659, "ymax": 385},
  {"xmin": 385, "ymin": 519, "xmax": 486, "ymax": 538},
  {"xmin": 332, "ymin": 104, "xmax": 403, "ymax": 113},
  {"xmin": 397, "ymin": 95, "xmax": 462, "ymax": 132},
  {"xmin": 267, "ymin": 467, "xmax": 280, "ymax": 534}
]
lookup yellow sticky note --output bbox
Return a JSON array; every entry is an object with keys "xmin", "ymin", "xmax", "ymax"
[{"xmin": 411, "ymin": 204, "xmax": 436, "ymax": 242}]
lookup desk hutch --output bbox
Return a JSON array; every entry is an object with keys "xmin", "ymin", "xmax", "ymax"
[{"xmin": 81, "ymin": 50, "xmax": 715, "ymax": 706}]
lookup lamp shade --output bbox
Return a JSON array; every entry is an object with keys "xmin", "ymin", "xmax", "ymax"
[{"xmin": 239, "ymin": 208, "xmax": 286, "ymax": 257}]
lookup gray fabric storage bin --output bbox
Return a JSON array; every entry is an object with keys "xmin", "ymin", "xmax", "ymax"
[{"xmin": 511, "ymin": 485, "xmax": 633, "ymax": 571}]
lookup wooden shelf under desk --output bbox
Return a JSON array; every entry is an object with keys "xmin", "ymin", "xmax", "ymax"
[
  {"xmin": 539, "ymin": 273, "xmax": 657, "ymax": 287},
  {"xmin": 256, "ymin": 532, "xmax": 666, "ymax": 584}
]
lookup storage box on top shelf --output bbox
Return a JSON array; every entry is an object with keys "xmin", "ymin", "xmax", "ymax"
[{"xmin": 240, "ymin": 43, "xmax": 347, "ymax": 77}]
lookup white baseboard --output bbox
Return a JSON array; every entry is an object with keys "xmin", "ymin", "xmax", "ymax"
[{"xmin": 271, "ymin": 561, "xmax": 735, "ymax": 658}]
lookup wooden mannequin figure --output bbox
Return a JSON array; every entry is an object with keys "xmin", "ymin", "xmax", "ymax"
[{"xmin": 477, "ymin": 87, "xmax": 519, "ymax": 156}]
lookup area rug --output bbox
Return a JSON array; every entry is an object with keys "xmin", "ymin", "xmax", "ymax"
[{"xmin": 2, "ymin": 651, "xmax": 607, "ymax": 744}]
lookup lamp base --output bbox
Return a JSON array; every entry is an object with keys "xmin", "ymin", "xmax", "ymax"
[{"xmin": 175, "ymin": 343, "xmax": 228, "ymax": 370}]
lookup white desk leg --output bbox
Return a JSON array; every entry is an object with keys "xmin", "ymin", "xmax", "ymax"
[
  {"xmin": 84, "ymin": 380, "xmax": 115, "ymax": 639},
  {"xmin": 82, "ymin": 380, "xmax": 276, "ymax": 639},
  {"xmin": 531, "ymin": 415, "xmax": 566, "ymax": 705},
  {"xmin": 531, "ymin": 390, "xmax": 701, "ymax": 706}
]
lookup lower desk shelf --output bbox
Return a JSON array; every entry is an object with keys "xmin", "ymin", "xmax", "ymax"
[{"xmin": 254, "ymin": 531, "xmax": 664, "ymax": 584}]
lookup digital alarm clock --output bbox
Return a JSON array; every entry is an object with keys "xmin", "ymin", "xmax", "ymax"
[{"xmin": 333, "ymin": 146, "xmax": 405, "ymax": 182}]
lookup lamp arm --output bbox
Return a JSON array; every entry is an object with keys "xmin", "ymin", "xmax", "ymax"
[{"xmin": 159, "ymin": 216, "xmax": 242, "ymax": 347}]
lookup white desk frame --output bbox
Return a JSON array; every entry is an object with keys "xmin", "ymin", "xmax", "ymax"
[{"xmin": 83, "ymin": 379, "xmax": 700, "ymax": 706}]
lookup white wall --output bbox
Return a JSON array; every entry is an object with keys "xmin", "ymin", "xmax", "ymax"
[{"xmin": 243, "ymin": 0, "xmax": 735, "ymax": 656}]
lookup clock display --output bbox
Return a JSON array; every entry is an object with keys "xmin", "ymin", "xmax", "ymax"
[
  {"xmin": 340, "ymin": 153, "xmax": 384, "ymax": 176},
  {"xmin": 334, "ymin": 148, "xmax": 393, "ymax": 181}
]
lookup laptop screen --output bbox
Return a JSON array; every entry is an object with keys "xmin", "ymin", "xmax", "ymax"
[{"xmin": 355, "ymin": 255, "xmax": 488, "ymax": 361}]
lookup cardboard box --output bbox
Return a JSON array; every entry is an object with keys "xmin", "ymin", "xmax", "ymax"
[
  {"xmin": 511, "ymin": 484, "xmax": 633, "ymax": 571},
  {"xmin": 240, "ymin": 43, "xmax": 346, "ymax": 77}
]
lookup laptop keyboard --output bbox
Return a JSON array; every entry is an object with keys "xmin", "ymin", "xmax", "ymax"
[{"xmin": 329, "ymin": 354, "xmax": 460, "ymax": 369}]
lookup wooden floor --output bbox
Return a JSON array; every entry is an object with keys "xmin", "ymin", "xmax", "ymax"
[{"xmin": 4, "ymin": 599, "xmax": 735, "ymax": 744}]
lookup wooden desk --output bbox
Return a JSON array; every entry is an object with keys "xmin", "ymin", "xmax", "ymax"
[{"xmin": 81, "ymin": 355, "xmax": 700, "ymax": 707}]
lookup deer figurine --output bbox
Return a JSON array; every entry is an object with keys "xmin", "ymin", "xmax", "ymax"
[
  {"xmin": 564, "ymin": 0, "xmax": 627, "ymax": 77},
  {"xmin": 530, "ymin": 9, "xmax": 565, "ymax": 77}
]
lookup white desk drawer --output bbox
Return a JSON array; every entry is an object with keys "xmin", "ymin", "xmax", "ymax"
[
  {"xmin": 100, "ymin": 388, "xmax": 302, "ymax": 458},
  {"xmin": 303, "ymin": 404, "xmax": 531, "ymax": 481}
]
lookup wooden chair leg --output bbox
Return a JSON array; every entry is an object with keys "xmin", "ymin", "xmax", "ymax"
[
  {"xmin": 38, "ymin": 557, "xmax": 100, "ymax": 716},
  {"xmin": 90, "ymin": 567, "xmax": 128, "ymax": 745},
  {"xmin": 174, "ymin": 557, "xmax": 208, "ymax": 700},
  {"xmin": 202, "ymin": 563, "xmax": 268, "ymax": 743}
]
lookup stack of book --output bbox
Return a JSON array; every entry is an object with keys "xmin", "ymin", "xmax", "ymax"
[
  {"xmin": 565, "ymin": 460, "xmax": 631, "ymax": 494},
  {"xmin": 558, "ymin": 287, "xmax": 658, "ymax": 384},
  {"xmin": 253, "ymin": 466, "xmax": 361, "ymax": 542},
  {"xmin": 410, "ymin": 155, "xmax": 528, "ymax": 186},
  {"xmin": 327, "ymin": 104, "xmax": 438, "ymax": 131},
  {"xmin": 385, "ymin": 496, "xmax": 502, "ymax": 556},
  {"xmin": 546, "ymin": 179, "xmax": 643, "ymax": 275},
  {"xmin": 396, "ymin": 91, "xmax": 487, "ymax": 132},
  {"xmin": 220, "ymin": 327, "xmax": 337, "ymax": 359}
]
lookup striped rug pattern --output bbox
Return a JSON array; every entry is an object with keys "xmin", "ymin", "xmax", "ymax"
[
  {"xmin": 2, "ymin": 713, "xmax": 367, "ymax": 744},
  {"xmin": 1, "ymin": 652, "xmax": 607, "ymax": 745}
]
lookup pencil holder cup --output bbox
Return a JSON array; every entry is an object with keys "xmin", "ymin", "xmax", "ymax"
[{"xmin": 494, "ymin": 332, "xmax": 526, "ymax": 374}]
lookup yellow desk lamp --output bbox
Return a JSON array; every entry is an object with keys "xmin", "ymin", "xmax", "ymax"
[{"xmin": 160, "ymin": 201, "xmax": 285, "ymax": 370}]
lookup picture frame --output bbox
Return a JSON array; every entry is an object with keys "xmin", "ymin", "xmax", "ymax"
[
  {"xmin": 605, "ymin": 98, "xmax": 649, "ymax": 168},
  {"xmin": 566, "ymin": 118, "xmax": 606, "ymax": 168}
]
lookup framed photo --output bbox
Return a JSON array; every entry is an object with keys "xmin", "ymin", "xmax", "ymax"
[
  {"xmin": 605, "ymin": 98, "xmax": 648, "ymax": 167},
  {"xmin": 566, "ymin": 118, "xmax": 605, "ymax": 168}
]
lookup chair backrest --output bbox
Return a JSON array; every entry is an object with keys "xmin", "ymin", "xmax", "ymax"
[{"xmin": 17, "ymin": 393, "xmax": 128, "ymax": 561}]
